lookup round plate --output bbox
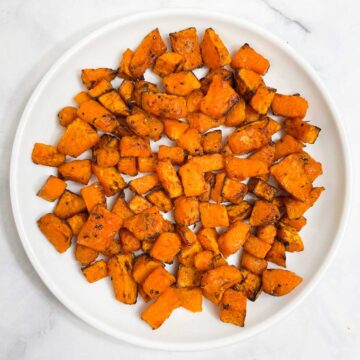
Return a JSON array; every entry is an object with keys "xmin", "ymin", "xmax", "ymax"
[{"xmin": 10, "ymin": 8, "xmax": 351, "ymax": 351}]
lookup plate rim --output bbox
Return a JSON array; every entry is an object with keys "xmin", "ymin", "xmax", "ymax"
[{"xmin": 9, "ymin": 7, "xmax": 352, "ymax": 351}]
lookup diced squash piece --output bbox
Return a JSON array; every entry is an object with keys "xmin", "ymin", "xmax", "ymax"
[
  {"xmin": 177, "ymin": 128, "xmax": 203, "ymax": 156},
  {"xmin": 221, "ymin": 177, "xmax": 248, "ymax": 204},
  {"xmin": 199, "ymin": 202, "xmax": 229, "ymax": 228},
  {"xmin": 118, "ymin": 79, "xmax": 134, "ymax": 106},
  {"xmin": 226, "ymin": 202, "xmax": 253, "ymax": 223},
  {"xmin": 37, "ymin": 175, "xmax": 67, "ymax": 202},
  {"xmin": 141, "ymin": 287, "xmax": 181, "ymax": 329},
  {"xmin": 225, "ymin": 98, "xmax": 246, "ymax": 127},
  {"xmin": 200, "ymin": 75, "xmax": 240, "ymax": 118},
  {"xmin": 133, "ymin": 81, "xmax": 160, "ymax": 106},
  {"xmin": 296, "ymin": 151, "xmax": 323, "ymax": 182},
  {"xmin": 123, "ymin": 206, "xmax": 164, "ymax": 241},
  {"xmin": 146, "ymin": 190, "xmax": 172, "ymax": 213},
  {"xmin": 271, "ymin": 94, "xmax": 308, "ymax": 118},
  {"xmin": 80, "ymin": 182, "xmax": 106, "ymax": 212},
  {"xmin": 228, "ymin": 119, "xmax": 270, "ymax": 154},
  {"xmin": 73, "ymin": 91, "xmax": 91, "ymax": 105},
  {"xmin": 92, "ymin": 134, "xmax": 120, "ymax": 168},
  {"xmin": 186, "ymin": 89, "xmax": 204, "ymax": 113},
  {"xmin": 220, "ymin": 289, "xmax": 247, "ymax": 327},
  {"xmin": 231, "ymin": 43, "xmax": 270, "ymax": 75},
  {"xmin": 54, "ymin": 190, "xmax": 86, "ymax": 219},
  {"xmin": 120, "ymin": 136, "xmax": 152, "ymax": 158},
  {"xmin": 58, "ymin": 106, "xmax": 77, "ymax": 127},
  {"xmin": 174, "ymin": 196, "xmax": 200, "ymax": 225},
  {"xmin": 201, "ymin": 28, "xmax": 231, "ymax": 69},
  {"xmin": 163, "ymin": 71, "xmax": 201, "ymax": 96},
  {"xmin": 170, "ymin": 27, "xmax": 203, "ymax": 70},
  {"xmin": 233, "ymin": 269, "xmax": 262, "ymax": 301},
  {"xmin": 102, "ymin": 238, "xmax": 122, "ymax": 257},
  {"xmin": 82, "ymin": 260, "xmax": 108, "ymax": 283},
  {"xmin": 98, "ymin": 90, "xmax": 130, "ymax": 116},
  {"xmin": 142, "ymin": 266, "xmax": 176, "ymax": 299},
  {"xmin": 67, "ymin": 213, "xmax": 88, "ymax": 236},
  {"xmin": 77, "ymin": 205, "xmax": 122, "ymax": 251},
  {"xmin": 262, "ymin": 269, "xmax": 302, "ymax": 296},
  {"xmin": 32, "ymin": 143, "xmax": 65, "ymax": 167},
  {"xmin": 153, "ymin": 52, "xmax": 184, "ymax": 77},
  {"xmin": 218, "ymin": 220, "xmax": 250, "ymax": 258},
  {"xmin": 92, "ymin": 164, "xmax": 126, "ymax": 197},
  {"xmin": 132, "ymin": 254, "xmax": 163, "ymax": 283},
  {"xmin": 189, "ymin": 154, "xmax": 224, "ymax": 172},
  {"xmin": 118, "ymin": 157, "xmax": 138, "ymax": 176},
  {"xmin": 137, "ymin": 154, "xmax": 157, "ymax": 173},
  {"xmin": 179, "ymin": 162, "xmax": 207, "ymax": 197},
  {"xmin": 117, "ymin": 48, "xmax": 134, "ymax": 79},
  {"xmin": 250, "ymin": 86, "xmax": 276, "ymax": 115},
  {"xmin": 241, "ymin": 251, "xmax": 267, "ymax": 275},
  {"xmin": 129, "ymin": 28, "xmax": 166, "ymax": 78},
  {"xmin": 248, "ymin": 144, "xmax": 275, "ymax": 168},
  {"xmin": 194, "ymin": 250, "xmax": 215, "ymax": 271},
  {"xmin": 77, "ymin": 100, "xmax": 117, "ymax": 132},
  {"xmin": 58, "ymin": 159, "xmax": 92, "ymax": 185},
  {"xmin": 201, "ymin": 265, "xmax": 241, "ymax": 304},
  {"xmin": 200, "ymin": 68, "xmax": 233, "ymax": 94},
  {"xmin": 270, "ymin": 153, "xmax": 312, "ymax": 201},
  {"xmin": 119, "ymin": 228, "xmax": 141, "ymax": 253},
  {"xmin": 284, "ymin": 118, "xmax": 321, "ymax": 144},
  {"xmin": 210, "ymin": 172, "xmax": 226, "ymax": 202},
  {"xmin": 150, "ymin": 232, "xmax": 181, "ymax": 263},
  {"xmin": 280, "ymin": 216, "xmax": 307, "ymax": 231},
  {"xmin": 274, "ymin": 134, "xmax": 304, "ymax": 161},
  {"xmin": 177, "ymin": 287, "xmax": 202, "ymax": 312},
  {"xmin": 38, "ymin": 213, "xmax": 72, "ymax": 253},
  {"xmin": 243, "ymin": 235, "xmax": 271, "ymax": 259},
  {"xmin": 284, "ymin": 186, "xmax": 324, "ymax": 219},
  {"xmin": 81, "ymin": 68, "xmax": 115, "ymax": 89},
  {"xmin": 156, "ymin": 159, "xmax": 183, "ymax": 198},
  {"xmin": 176, "ymin": 225, "xmax": 197, "ymax": 246},
  {"xmin": 249, "ymin": 200, "xmax": 280, "ymax": 226},
  {"xmin": 108, "ymin": 253, "xmax": 137, "ymax": 304},
  {"xmin": 266, "ymin": 240, "xmax": 286, "ymax": 267},
  {"xmin": 188, "ymin": 112, "xmax": 224, "ymax": 133},
  {"xmin": 142, "ymin": 93, "xmax": 187, "ymax": 119},
  {"xmin": 88, "ymin": 79, "xmax": 112, "ymax": 98},
  {"xmin": 277, "ymin": 223, "xmax": 304, "ymax": 252},
  {"xmin": 111, "ymin": 196, "xmax": 134, "ymax": 221},
  {"xmin": 248, "ymin": 178, "xmax": 277, "ymax": 201},
  {"xmin": 178, "ymin": 241, "xmax": 203, "ymax": 267},
  {"xmin": 75, "ymin": 244, "xmax": 98, "ymax": 265},
  {"xmin": 177, "ymin": 265, "xmax": 202, "ymax": 287},
  {"xmin": 257, "ymin": 224, "xmax": 276, "ymax": 245},
  {"xmin": 158, "ymin": 145, "xmax": 185, "ymax": 165},
  {"xmin": 128, "ymin": 195, "xmax": 152, "ymax": 214},
  {"xmin": 225, "ymin": 156, "xmax": 269, "ymax": 181},
  {"xmin": 202, "ymin": 130, "xmax": 222, "ymax": 154},
  {"xmin": 197, "ymin": 228, "xmax": 220, "ymax": 254},
  {"xmin": 129, "ymin": 174, "xmax": 159, "ymax": 195},
  {"xmin": 163, "ymin": 119, "xmax": 189, "ymax": 141},
  {"xmin": 234, "ymin": 68, "xmax": 264, "ymax": 99}
]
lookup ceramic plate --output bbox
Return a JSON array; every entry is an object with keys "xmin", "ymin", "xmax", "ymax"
[{"xmin": 10, "ymin": 8, "xmax": 351, "ymax": 351}]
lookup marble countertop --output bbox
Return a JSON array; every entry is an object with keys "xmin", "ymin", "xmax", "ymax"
[{"xmin": 0, "ymin": 0, "xmax": 359, "ymax": 358}]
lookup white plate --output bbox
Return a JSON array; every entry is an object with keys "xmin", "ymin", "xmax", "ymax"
[{"xmin": 10, "ymin": 8, "xmax": 351, "ymax": 351}]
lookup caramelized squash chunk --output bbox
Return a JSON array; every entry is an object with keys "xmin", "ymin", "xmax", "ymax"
[
  {"xmin": 163, "ymin": 71, "xmax": 201, "ymax": 96},
  {"xmin": 38, "ymin": 213, "xmax": 72, "ymax": 253},
  {"xmin": 37, "ymin": 175, "xmax": 67, "ymax": 202},
  {"xmin": 262, "ymin": 269, "xmax": 302, "ymax": 296},
  {"xmin": 201, "ymin": 28, "xmax": 231, "ymax": 69},
  {"xmin": 77, "ymin": 205, "xmax": 122, "ymax": 252}
]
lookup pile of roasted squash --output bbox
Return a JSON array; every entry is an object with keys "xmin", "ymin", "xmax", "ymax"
[{"xmin": 32, "ymin": 27, "xmax": 324, "ymax": 329}]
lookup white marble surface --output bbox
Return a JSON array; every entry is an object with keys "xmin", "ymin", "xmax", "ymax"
[{"xmin": 0, "ymin": 0, "xmax": 359, "ymax": 358}]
